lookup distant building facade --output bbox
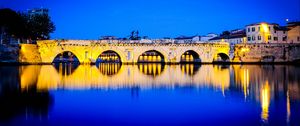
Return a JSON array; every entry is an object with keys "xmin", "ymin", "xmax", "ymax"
[
  {"xmin": 174, "ymin": 35, "xmax": 200, "ymax": 43},
  {"xmin": 287, "ymin": 22, "xmax": 300, "ymax": 43},
  {"xmin": 200, "ymin": 33, "xmax": 218, "ymax": 41},
  {"xmin": 246, "ymin": 22, "xmax": 288, "ymax": 43},
  {"xmin": 209, "ymin": 29, "xmax": 246, "ymax": 45}
]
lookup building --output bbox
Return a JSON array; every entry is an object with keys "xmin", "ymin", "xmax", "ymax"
[
  {"xmin": 174, "ymin": 35, "xmax": 200, "ymax": 43},
  {"xmin": 209, "ymin": 29, "xmax": 246, "ymax": 45},
  {"xmin": 287, "ymin": 21, "xmax": 300, "ymax": 43},
  {"xmin": 100, "ymin": 36, "xmax": 117, "ymax": 40},
  {"xmin": 246, "ymin": 22, "xmax": 288, "ymax": 43},
  {"xmin": 200, "ymin": 33, "xmax": 218, "ymax": 41}
]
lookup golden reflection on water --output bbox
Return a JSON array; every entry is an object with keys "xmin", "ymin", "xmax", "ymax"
[
  {"xmin": 20, "ymin": 64, "xmax": 230, "ymax": 90},
  {"xmin": 16, "ymin": 64, "xmax": 300, "ymax": 124},
  {"xmin": 261, "ymin": 80, "xmax": 270, "ymax": 122}
]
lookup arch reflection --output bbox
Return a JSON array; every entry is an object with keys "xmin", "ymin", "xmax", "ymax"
[
  {"xmin": 97, "ymin": 63, "xmax": 122, "ymax": 76},
  {"xmin": 180, "ymin": 64, "xmax": 201, "ymax": 76},
  {"xmin": 53, "ymin": 63, "xmax": 79, "ymax": 76},
  {"xmin": 137, "ymin": 63, "xmax": 165, "ymax": 77}
]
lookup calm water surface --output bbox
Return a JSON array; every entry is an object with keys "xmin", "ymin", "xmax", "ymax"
[{"xmin": 0, "ymin": 64, "xmax": 299, "ymax": 126}]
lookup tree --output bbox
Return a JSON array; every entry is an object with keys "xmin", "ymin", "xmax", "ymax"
[
  {"xmin": 0, "ymin": 8, "xmax": 56, "ymax": 44},
  {"xmin": 22, "ymin": 13, "xmax": 56, "ymax": 40},
  {"xmin": 0, "ymin": 9, "xmax": 25, "ymax": 43}
]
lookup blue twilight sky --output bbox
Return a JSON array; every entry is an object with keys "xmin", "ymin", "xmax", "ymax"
[{"xmin": 0, "ymin": 0, "xmax": 299, "ymax": 39}]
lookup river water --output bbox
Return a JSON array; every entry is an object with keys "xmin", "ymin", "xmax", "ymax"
[{"xmin": 0, "ymin": 64, "xmax": 299, "ymax": 126}]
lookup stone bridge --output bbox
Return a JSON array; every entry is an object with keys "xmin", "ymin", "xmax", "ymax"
[{"xmin": 19, "ymin": 40, "xmax": 230, "ymax": 64}]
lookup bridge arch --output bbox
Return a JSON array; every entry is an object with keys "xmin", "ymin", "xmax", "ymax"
[
  {"xmin": 137, "ymin": 50, "xmax": 166, "ymax": 63},
  {"xmin": 96, "ymin": 50, "xmax": 122, "ymax": 63},
  {"xmin": 52, "ymin": 51, "xmax": 80, "ymax": 63},
  {"xmin": 213, "ymin": 53, "xmax": 230, "ymax": 62},
  {"xmin": 92, "ymin": 49, "xmax": 127, "ymax": 63},
  {"xmin": 180, "ymin": 50, "xmax": 201, "ymax": 63}
]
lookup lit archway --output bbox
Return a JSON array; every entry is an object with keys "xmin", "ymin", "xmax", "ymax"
[
  {"xmin": 213, "ymin": 53, "xmax": 230, "ymax": 62},
  {"xmin": 52, "ymin": 51, "xmax": 79, "ymax": 63},
  {"xmin": 96, "ymin": 50, "xmax": 121, "ymax": 63},
  {"xmin": 180, "ymin": 50, "xmax": 201, "ymax": 63},
  {"xmin": 138, "ymin": 50, "xmax": 165, "ymax": 63}
]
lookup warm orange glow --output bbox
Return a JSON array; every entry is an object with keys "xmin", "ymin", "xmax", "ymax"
[
  {"xmin": 261, "ymin": 80, "xmax": 270, "ymax": 122},
  {"xmin": 261, "ymin": 23, "xmax": 269, "ymax": 33},
  {"xmin": 20, "ymin": 64, "xmax": 230, "ymax": 90},
  {"xmin": 261, "ymin": 23, "xmax": 270, "ymax": 43}
]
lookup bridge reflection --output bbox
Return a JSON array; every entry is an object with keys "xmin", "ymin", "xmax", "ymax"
[
  {"xmin": 1, "ymin": 65, "xmax": 300, "ymax": 124},
  {"xmin": 138, "ymin": 63, "xmax": 165, "ymax": 77},
  {"xmin": 0, "ymin": 66, "xmax": 53, "ymax": 123},
  {"xmin": 19, "ymin": 64, "xmax": 230, "ymax": 90}
]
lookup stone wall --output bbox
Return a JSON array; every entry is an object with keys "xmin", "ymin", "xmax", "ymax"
[
  {"xmin": 233, "ymin": 43, "xmax": 300, "ymax": 63},
  {"xmin": 19, "ymin": 44, "xmax": 42, "ymax": 64}
]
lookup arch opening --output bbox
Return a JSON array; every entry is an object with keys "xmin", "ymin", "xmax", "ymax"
[
  {"xmin": 262, "ymin": 56, "xmax": 275, "ymax": 62},
  {"xmin": 96, "ymin": 50, "xmax": 121, "ymax": 63},
  {"xmin": 180, "ymin": 50, "xmax": 201, "ymax": 63},
  {"xmin": 213, "ymin": 53, "xmax": 230, "ymax": 63},
  {"xmin": 53, "ymin": 51, "xmax": 79, "ymax": 63},
  {"xmin": 138, "ymin": 50, "xmax": 165, "ymax": 63}
]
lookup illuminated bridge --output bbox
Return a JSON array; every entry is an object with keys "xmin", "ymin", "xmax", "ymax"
[{"xmin": 19, "ymin": 40, "xmax": 230, "ymax": 64}]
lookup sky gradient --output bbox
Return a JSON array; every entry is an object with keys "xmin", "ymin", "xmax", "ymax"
[{"xmin": 1, "ymin": 0, "xmax": 300, "ymax": 39}]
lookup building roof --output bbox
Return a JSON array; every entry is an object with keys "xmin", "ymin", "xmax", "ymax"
[
  {"xmin": 174, "ymin": 35, "xmax": 198, "ymax": 40},
  {"xmin": 246, "ymin": 22, "xmax": 278, "ymax": 27},
  {"xmin": 209, "ymin": 29, "xmax": 246, "ymax": 41},
  {"xmin": 274, "ymin": 26, "xmax": 289, "ymax": 31},
  {"xmin": 287, "ymin": 21, "xmax": 300, "ymax": 27}
]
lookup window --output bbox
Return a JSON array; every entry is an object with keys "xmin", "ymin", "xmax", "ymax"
[
  {"xmin": 274, "ymin": 30, "xmax": 276, "ymax": 33},
  {"xmin": 252, "ymin": 36, "xmax": 256, "ymax": 41},
  {"xmin": 268, "ymin": 35, "xmax": 272, "ymax": 40},
  {"xmin": 258, "ymin": 36, "xmax": 261, "ymax": 40},
  {"xmin": 258, "ymin": 27, "xmax": 260, "ymax": 31},
  {"xmin": 283, "ymin": 36, "xmax": 287, "ymax": 41},
  {"xmin": 297, "ymin": 36, "xmax": 300, "ymax": 41},
  {"xmin": 247, "ymin": 37, "xmax": 251, "ymax": 41},
  {"xmin": 248, "ymin": 28, "xmax": 250, "ymax": 32},
  {"xmin": 252, "ymin": 27, "xmax": 255, "ymax": 32},
  {"xmin": 274, "ymin": 37, "xmax": 278, "ymax": 41},
  {"xmin": 283, "ymin": 31, "xmax": 286, "ymax": 34}
]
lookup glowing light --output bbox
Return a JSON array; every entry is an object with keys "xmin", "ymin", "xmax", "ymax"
[
  {"xmin": 241, "ymin": 48, "xmax": 249, "ymax": 52},
  {"xmin": 261, "ymin": 23, "xmax": 269, "ymax": 33}
]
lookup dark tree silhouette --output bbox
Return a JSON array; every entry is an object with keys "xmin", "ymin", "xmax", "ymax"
[{"xmin": 0, "ymin": 8, "xmax": 56, "ymax": 44}]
